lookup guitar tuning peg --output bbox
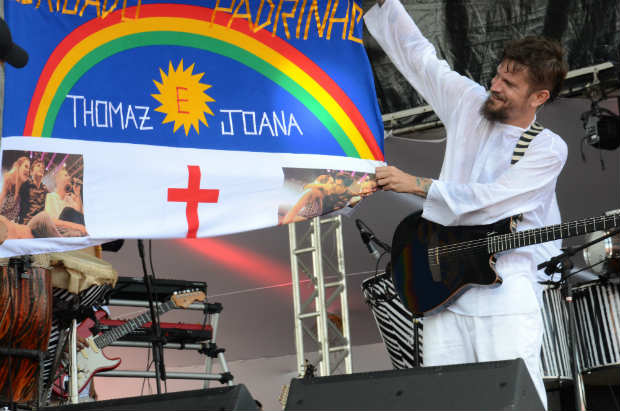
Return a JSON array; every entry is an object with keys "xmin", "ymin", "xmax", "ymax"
[{"xmin": 173, "ymin": 291, "xmax": 177, "ymax": 295}]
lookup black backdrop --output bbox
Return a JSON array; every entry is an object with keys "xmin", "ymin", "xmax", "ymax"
[{"xmin": 362, "ymin": 0, "xmax": 620, "ymax": 117}]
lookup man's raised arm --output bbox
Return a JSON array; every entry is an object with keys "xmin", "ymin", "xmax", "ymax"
[{"xmin": 364, "ymin": 0, "xmax": 480, "ymax": 126}]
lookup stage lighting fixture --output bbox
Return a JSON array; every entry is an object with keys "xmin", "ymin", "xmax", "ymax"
[{"xmin": 581, "ymin": 102, "xmax": 620, "ymax": 151}]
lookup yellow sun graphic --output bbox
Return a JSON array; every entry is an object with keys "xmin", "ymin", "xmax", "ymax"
[{"xmin": 151, "ymin": 60, "xmax": 215, "ymax": 136}]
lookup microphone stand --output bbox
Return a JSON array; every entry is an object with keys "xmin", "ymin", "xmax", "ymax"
[
  {"xmin": 537, "ymin": 228, "xmax": 620, "ymax": 411},
  {"xmin": 137, "ymin": 239, "xmax": 166, "ymax": 394},
  {"xmin": 358, "ymin": 218, "xmax": 422, "ymax": 367}
]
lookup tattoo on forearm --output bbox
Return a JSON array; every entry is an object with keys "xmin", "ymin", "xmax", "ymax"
[
  {"xmin": 413, "ymin": 177, "xmax": 432, "ymax": 198},
  {"xmin": 422, "ymin": 178, "xmax": 432, "ymax": 194}
]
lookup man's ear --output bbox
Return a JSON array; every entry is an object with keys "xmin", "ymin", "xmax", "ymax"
[{"xmin": 531, "ymin": 89, "xmax": 550, "ymax": 109}]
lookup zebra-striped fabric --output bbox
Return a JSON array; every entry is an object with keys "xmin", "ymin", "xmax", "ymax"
[
  {"xmin": 540, "ymin": 286, "xmax": 572, "ymax": 379},
  {"xmin": 511, "ymin": 122, "xmax": 544, "ymax": 165},
  {"xmin": 362, "ymin": 272, "xmax": 422, "ymax": 369}
]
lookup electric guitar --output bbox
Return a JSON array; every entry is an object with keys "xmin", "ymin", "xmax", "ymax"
[
  {"xmin": 54, "ymin": 289, "xmax": 205, "ymax": 396},
  {"xmin": 391, "ymin": 210, "xmax": 620, "ymax": 317}
]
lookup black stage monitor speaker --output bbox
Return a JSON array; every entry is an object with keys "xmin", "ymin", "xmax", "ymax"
[
  {"xmin": 285, "ymin": 359, "xmax": 543, "ymax": 410},
  {"xmin": 42, "ymin": 385, "xmax": 258, "ymax": 411}
]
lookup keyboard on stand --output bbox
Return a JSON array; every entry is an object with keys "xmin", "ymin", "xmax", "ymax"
[
  {"xmin": 107, "ymin": 276, "xmax": 208, "ymax": 303},
  {"xmin": 93, "ymin": 319, "xmax": 213, "ymax": 344}
]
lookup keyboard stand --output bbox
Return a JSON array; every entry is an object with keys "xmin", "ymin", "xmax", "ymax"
[{"xmin": 61, "ymin": 297, "xmax": 232, "ymax": 404}]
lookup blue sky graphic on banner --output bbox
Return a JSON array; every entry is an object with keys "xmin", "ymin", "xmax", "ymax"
[{"xmin": 0, "ymin": 0, "xmax": 384, "ymax": 257}]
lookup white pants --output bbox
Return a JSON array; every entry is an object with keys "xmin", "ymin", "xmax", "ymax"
[{"xmin": 423, "ymin": 310, "xmax": 547, "ymax": 410}]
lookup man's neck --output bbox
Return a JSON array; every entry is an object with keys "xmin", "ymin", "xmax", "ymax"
[
  {"xmin": 503, "ymin": 112, "xmax": 536, "ymax": 129},
  {"xmin": 33, "ymin": 177, "xmax": 42, "ymax": 187}
]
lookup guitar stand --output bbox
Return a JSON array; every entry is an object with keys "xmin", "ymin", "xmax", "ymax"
[{"xmin": 44, "ymin": 319, "xmax": 81, "ymax": 405}]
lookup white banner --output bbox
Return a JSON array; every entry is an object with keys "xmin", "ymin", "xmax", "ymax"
[{"xmin": 0, "ymin": 137, "xmax": 383, "ymax": 257}]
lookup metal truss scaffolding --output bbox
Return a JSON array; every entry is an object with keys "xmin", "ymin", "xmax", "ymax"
[{"xmin": 288, "ymin": 215, "xmax": 352, "ymax": 377}]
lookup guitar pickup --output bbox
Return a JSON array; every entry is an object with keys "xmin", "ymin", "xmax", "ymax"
[{"xmin": 428, "ymin": 248, "xmax": 442, "ymax": 282}]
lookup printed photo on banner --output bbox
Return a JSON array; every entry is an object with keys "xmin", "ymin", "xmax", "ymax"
[
  {"xmin": 279, "ymin": 168, "xmax": 376, "ymax": 225},
  {"xmin": 0, "ymin": 150, "xmax": 88, "ymax": 239}
]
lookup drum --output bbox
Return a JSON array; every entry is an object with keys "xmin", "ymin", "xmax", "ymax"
[
  {"xmin": 362, "ymin": 271, "xmax": 423, "ymax": 369},
  {"xmin": 583, "ymin": 230, "xmax": 620, "ymax": 275},
  {"xmin": 0, "ymin": 256, "xmax": 52, "ymax": 404},
  {"xmin": 573, "ymin": 280, "xmax": 620, "ymax": 372},
  {"xmin": 539, "ymin": 286, "xmax": 573, "ymax": 382}
]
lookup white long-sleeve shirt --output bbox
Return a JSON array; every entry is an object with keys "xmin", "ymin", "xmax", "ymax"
[{"xmin": 365, "ymin": 0, "xmax": 567, "ymax": 316}]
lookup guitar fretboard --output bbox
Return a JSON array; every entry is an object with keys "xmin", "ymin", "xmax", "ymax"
[
  {"xmin": 488, "ymin": 214, "xmax": 620, "ymax": 254},
  {"xmin": 93, "ymin": 300, "xmax": 175, "ymax": 349},
  {"xmin": 434, "ymin": 214, "xmax": 620, "ymax": 257}
]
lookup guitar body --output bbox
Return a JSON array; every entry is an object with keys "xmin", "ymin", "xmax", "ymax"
[
  {"xmin": 50, "ymin": 290, "xmax": 206, "ymax": 400},
  {"xmin": 391, "ymin": 211, "xmax": 512, "ymax": 317},
  {"xmin": 75, "ymin": 337, "xmax": 121, "ymax": 393},
  {"xmin": 52, "ymin": 309, "xmax": 119, "ymax": 398}
]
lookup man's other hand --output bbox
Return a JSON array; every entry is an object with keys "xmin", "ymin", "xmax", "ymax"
[{"xmin": 375, "ymin": 166, "xmax": 432, "ymax": 198}]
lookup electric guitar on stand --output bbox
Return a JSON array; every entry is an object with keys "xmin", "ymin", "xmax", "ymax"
[
  {"xmin": 53, "ymin": 289, "xmax": 205, "ymax": 397},
  {"xmin": 391, "ymin": 210, "xmax": 620, "ymax": 317}
]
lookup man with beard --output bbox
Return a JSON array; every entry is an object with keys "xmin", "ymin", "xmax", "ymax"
[{"xmin": 365, "ymin": 0, "xmax": 568, "ymax": 408}]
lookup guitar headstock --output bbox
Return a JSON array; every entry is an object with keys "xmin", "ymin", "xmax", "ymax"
[{"xmin": 171, "ymin": 289, "xmax": 206, "ymax": 308}]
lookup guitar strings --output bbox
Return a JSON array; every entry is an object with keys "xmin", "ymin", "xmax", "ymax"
[
  {"xmin": 435, "ymin": 215, "xmax": 615, "ymax": 256},
  {"xmin": 432, "ymin": 215, "xmax": 618, "ymax": 257},
  {"xmin": 435, "ymin": 215, "xmax": 617, "ymax": 257}
]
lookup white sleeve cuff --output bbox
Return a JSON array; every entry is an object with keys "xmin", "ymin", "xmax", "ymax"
[{"xmin": 421, "ymin": 181, "xmax": 457, "ymax": 225}]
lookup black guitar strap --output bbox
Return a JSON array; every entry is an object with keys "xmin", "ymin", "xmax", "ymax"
[{"xmin": 510, "ymin": 121, "xmax": 544, "ymax": 165}]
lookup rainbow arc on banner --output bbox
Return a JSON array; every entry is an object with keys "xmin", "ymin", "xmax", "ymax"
[{"xmin": 24, "ymin": 4, "xmax": 384, "ymax": 161}]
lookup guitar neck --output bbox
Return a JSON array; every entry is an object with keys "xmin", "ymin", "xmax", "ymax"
[
  {"xmin": 93, "ymin": 300, "xmax": 175, "ymax": 349},
  {"xmin": 490, "ymin": 213, "xmax": 620, "ymax": 253}
]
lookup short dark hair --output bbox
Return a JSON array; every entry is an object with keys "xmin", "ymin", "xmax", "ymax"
[
  {"xmin": 31, "ymin": 159, "xmax": 44, "ymax": 171},
  {"xmin": 501, "ymin": 36, "xmax": 568, "ymax": 101}
]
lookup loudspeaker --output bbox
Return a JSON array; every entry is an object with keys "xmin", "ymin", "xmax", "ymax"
[
  {"xmin": 43, "ymin": 385, "xmax": 258, "ymax": 411},
  {"xmin": 285, "ymin": 359, "xmax": 543, "ymax": 410}
]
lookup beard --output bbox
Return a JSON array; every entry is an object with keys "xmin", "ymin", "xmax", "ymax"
[{"xmin": 480, "ymin": 93, "xmax": 509, "ymax": 123}]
